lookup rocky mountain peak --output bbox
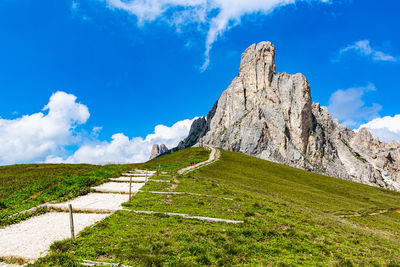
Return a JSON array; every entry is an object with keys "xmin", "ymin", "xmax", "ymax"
[
  {"xmin": 150, "ymin": 144, "xmax": 168, "ymax": 160},
  {"xmin": 178, "ymin": 41, "xmax": 400, "ymax": 192},
  {"xmin": 239, "ymin": 41, "xmax": 276, "ymax": 75}
]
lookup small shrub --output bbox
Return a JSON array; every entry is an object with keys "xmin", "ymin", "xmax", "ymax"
[
  {"xmin": 244, "ymin": 211, "xmax": 255, "ymax": 217},
  {"xmin": 50, "ymin": 240, "xmax": 73, "ymax": 253}
]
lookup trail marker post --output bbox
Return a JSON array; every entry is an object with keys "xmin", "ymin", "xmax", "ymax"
[
  {"xmin": 129, "ymin": 176, "xmax": 132, "ymax": 202},
  {"xmin": 68, "ymin": 204, "xmax": 75, "ymax": 240}
]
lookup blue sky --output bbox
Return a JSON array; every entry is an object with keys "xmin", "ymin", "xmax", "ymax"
[{"xmin": 0, "ymin": 0, "xmax": 399, "ymax": 165}]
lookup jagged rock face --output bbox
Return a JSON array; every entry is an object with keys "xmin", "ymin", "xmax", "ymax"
[
  {"xmin": 179, "ymin": 41, "xmax": 400, "ymax": 191},
  {"xmin": 150, "ymin": 144, "xmax": 168, "ymax": 160},
  {"xmin": 177, "ymin": 117, "xmax": 207, "ymax": 150}
]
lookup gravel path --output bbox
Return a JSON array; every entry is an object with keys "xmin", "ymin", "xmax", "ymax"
[
  {"xmin": 0, "ymin": 169, "xmax": 151, "ymax": 263},
  {"xmin": 110, "ymin": 177, "xmax": 146, "ymax": 182},
  {"xmin": 0, "ymin": 153, "xmax": 223, "ymax": 265},
  {"xmin": 0, "ymin": 263, "xmax": 21, "ymax": 266},
  {"xmin": 92, "ymin": 182, "xmax": 145, "ymax": 194},
  {"xmin": 131, "ymin": 170, "xmax": 156, "ymax": 174},
  {"xmin": 49, "ymin": 193, "xmax": 129, "ymax": 212},
  {"xmin": 0, "ymin": 212, "xmax": 108, "ymax": 259},
  {"xmin": 122, "ymin": 173, "xmax": 154, "ymax": 176},
  {"xmin": 178, "ymin": 147, "xmax": 220, "ymax": 175}
]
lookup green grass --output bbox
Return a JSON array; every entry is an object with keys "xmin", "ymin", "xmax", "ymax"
[
  {"xmin": 31, "ymin": 149, "xmax": 400, "ymax": 266},
  {"xmin": 140, "ymin": 180, "xmax": 173, "ymax": 192},
  {"xmin": 0, "ymin": 148, "xmax": 208, "ymax": 228},
  {"xmin": 134, "ymin": 147, "xmax": 210, "ymax": 172},
  {"xmin": 0, "ymin": 164, "xmax": 130, "ymax": 226}
]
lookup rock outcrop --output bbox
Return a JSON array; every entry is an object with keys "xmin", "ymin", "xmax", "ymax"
[
  {"xmin": 179, "ymin": 41, "xmax": 400, "ymax": 191},
  {"xmin": 150, "ymin": 144, "xmax": 168, "ymax": 160}
]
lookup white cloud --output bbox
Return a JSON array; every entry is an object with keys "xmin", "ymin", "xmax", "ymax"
[
  {"xmin": 328, "ymin": 83, "xmax": 382, "ymax": 128},
  {"xmin": 340, "ymin": 40, "xmax": 398, "ymax": 62},
  {"xmin": 47, "ymin": 118, "xmax": 196, "ymax": 164},
  {"xmin": 0, "ymin": 91, "xmax": 89, "ymax": 165},
  {"xmin": 358, "ymin": 115, "xmax": 400, "ymax": 143},
  {"xmin": 103, "ymin": 0, "xmax": 330, "ymax": 70},
  {"xmin": 145, "ymin": 119, "xmax": 195, "ymax": 144},
  {"xmin": 0, "ymin": 91, "xmax": 195, "ymax": 165}
]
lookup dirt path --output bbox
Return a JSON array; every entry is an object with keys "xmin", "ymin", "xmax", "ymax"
[
  {"xmin": 0, "ymin": 213, "xmax": 109, "ymax": 259},
  {"xmin": 1, "ymin": 149, "xmax": 222, "ymax": 265},
  {"xmin": 177, "ymin": 147, "xmax": 220, "ymax": 175},
  {"xmin": 170, "ymin": 147, "xmax": 220, "ymax": 192},
  {"xmin": 0, "ymin": 170, "xmax": 153, "ymax": 263}
]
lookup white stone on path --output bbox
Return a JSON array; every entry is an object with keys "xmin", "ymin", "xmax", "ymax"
[
  {"xmin": 0, "ymin": 212, "xmax": 108, "ymax": 260},
  {"xmin": 92, "ymin": 182, "xmax": 145, "ymax": 194},
  {"xmin": 122, "ymin": 173, "xmax": 154, "ymax": 177},
  {"xmin": 0, "ymin": 262, "xmax": 21, "ymax": 267},
  {"xmin": 129, "ymin": 170, "xmax": 157, "ymax": 173},
  {"xmin": 127, "ymin": 210, "xmax": 244, "ymax": 224},
  {"xmin": 49, "ymin": 193, "xmax": 129, "ymax": 212},
  {"xmin": 110, "ymin": 177, "xmax": 146, "ymax": 182}
]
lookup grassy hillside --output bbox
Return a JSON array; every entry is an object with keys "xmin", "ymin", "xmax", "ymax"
[
  {"xmin": 0, "ymin": 164, "xmax": 130, "ymax": 226},
  {"xmin": 32, "ymin": 149, "xmax": 400, "ymax": 266},
  {"xmin": 134, "ymin": 147, "xmax": 210, "ymax": 172},
  {"xmin": 0, "ymin": 148, "xmax": 209, "ymax": 228}
]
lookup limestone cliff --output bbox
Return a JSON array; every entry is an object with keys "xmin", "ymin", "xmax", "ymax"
[
  {"xmin": 150, "ymin": 144, "xmax": 168, "ymax": 160},
  {"xmin": 178, "ymin": 41, "xmax": 400, "ymax": 191}
]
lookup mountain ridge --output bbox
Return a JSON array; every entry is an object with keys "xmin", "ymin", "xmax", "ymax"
[{"xmin": 179, "ymin": 41, "xmax": 400, "ymax": 191}]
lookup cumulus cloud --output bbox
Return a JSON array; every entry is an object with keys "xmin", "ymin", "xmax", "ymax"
[
  {"xmin": 48, "ymin": 118, "xmax": 196, "ymax": 164},
  {"xmin": 0, "ymin": 91, "xmax": 89, "ymax": 165},
  {"xmin": 328, "ymin": 83, "xmax": 382, "ymax": 127},
  {"xmin": 339, "ymin": 40, "xmax": 398, "ymax": 62},
  {"xmin": 104, "ymin": 0, "xmax": 330, "ymax": 70},
  {"xmin": 0, "ymin": 91, "xmax": 195, "ymax": 165},
  {"xmin": 358, "ymin": 115, "xmax": 400, "ymax": 143}
]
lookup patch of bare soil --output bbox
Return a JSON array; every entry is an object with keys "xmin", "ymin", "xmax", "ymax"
[{"xmin": 168, "ymin": 177, "xmax": 179, "ymax": 191}]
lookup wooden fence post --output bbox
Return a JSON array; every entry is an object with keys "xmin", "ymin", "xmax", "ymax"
[
  {"xmin": 68, "ymin": 204, "xmax": 75, "ymax": 240},
  {"xmin": 145, "ymin": 170, "xmax": 148, "ymax": 184},
  {"xmin": 129, "ymin": 176, "xmax": 132, "ymax": 202}
]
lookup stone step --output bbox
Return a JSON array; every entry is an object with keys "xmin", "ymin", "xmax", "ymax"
[
  {"xmin": 110, "ymin": 177, "xmax": 147, "ymax": 182},
  {"xmin": 49, "ymin": 193, "xmax": 129, "ymax": 212},
  {"xmin": 131, "ymin": 170, "xmax": 156, "ymax": 174},
  {"xmin": 0, "ymin": 212, "xmax": 109, "ymax": 260},
  {"xmin": 121, "ymin": 173, "xmax": 154, "ymax": 177},
  {"xmin": 92, "ymin": 182, "xmax": 145, "ymax": 194}
]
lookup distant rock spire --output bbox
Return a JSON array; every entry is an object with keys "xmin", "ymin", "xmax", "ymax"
[{"xmin": 150, "ymin": 144, "xmax": 168, "ymax": 160}]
